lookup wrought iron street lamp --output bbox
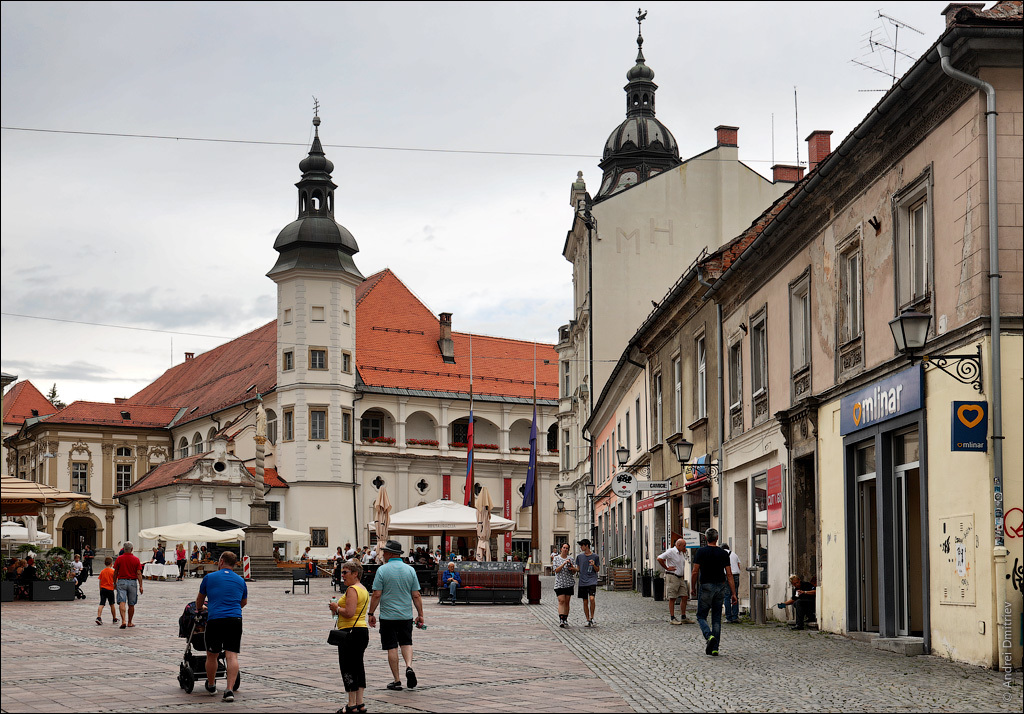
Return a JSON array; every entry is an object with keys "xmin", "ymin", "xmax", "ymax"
[
  {"xmin": 888, "ymin": 308, "xmax": 983, "ymax": 391},
  {"xmin": 671, "ymin": 437, "xmax": 720, "ymax": 479}
]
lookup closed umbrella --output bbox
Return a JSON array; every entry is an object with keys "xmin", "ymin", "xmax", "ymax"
[
  {"xmin": 373, "ymin": 486, "xmax": 392, "ymax": 564},
  {"xmin": 475, "ymin": 486, "xmax": 494, "ymax": 562}
]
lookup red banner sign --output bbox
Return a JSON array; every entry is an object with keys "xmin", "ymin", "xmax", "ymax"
[
  {"xmin": 442, "ymin": 474, "xmax": 451, "ymax": 500},
  {"xmin": 636, "ymin": 493, "xmax": 666, "ymax": 513},
  {"xmin": 767, "ymin": 465, "xmax": 784, "ymax": 531},
  {"xmin": 503, "ymin": 478, "xmax": 512, "ymax": 554}
]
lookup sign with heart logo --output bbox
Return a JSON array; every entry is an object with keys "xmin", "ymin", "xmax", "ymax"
[
  {"xmin": 840, "ymin": 366, "xmax": 922, "ymax": 436},
  {"xmin": 951, "ymin": 401, "xmax": 987, "ymax": 452}
]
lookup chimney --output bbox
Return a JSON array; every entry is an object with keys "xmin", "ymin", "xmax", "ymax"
[
  {"xmin": 772, "ymin": 164, "xmax": 805, "ymax": 184},
  {"xmin": 438, "ymin": 313, "xmax": 455, "ymax": 364},
  {"xmin": 185, "ymin": 352, "xmax": 194, "ymax": 361},
  {"xmin": 806, "ymin": 130, "xmax": 832, "ymax": 173},
  {"xmin": 941, "ymin": 3, "xmax": 984, "ymax": 28},
  {"xmin": 114, "ymin": 397, "xmax": 127, "ymax": 404},
  {"xmin": 715, "ymin": 125, "xmax": 739, "ymax": 148}
]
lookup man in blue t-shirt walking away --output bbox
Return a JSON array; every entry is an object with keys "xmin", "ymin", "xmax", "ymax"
[
  {"xmin": 367, "ymin": 540, "xmax": 425, "ymax": 691},
  {"xmin": 690, "ymin": 529, "xmax": 737, "ymax": 657},
  {"xmin": 196, "ymin": 551, "xmax": 248, "ymax": 702}
]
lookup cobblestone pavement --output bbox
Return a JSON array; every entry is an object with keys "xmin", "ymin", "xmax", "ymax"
[
  {"xmin": 1, "ymin": 575, "xmax": 1019, "ymax": 713},
  {"xmin": 528, "ymin": 578, "xmax": 1020, "ymax": 713}
]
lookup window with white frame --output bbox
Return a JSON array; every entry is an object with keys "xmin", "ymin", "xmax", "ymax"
[
  {"xmin": 192, "ymin": 433, "xmax": 204, "ymax": 455},
  {"xmin": 696, "ymin": 335, "xmax": 707, "ymax": 420},
  {"xmin": 309, "ymin": 348, "xmax": 327, "ymax": 371},
  {"xmin": 178, "ymin": 437, "xmax": 189, "ymax": 460},
  {"xmin": 563, "ymin": 429, "xmax": 570, "ymax": 470},
  {"xmin": 116, "ymin": 446, "xmax": 132, "ymax": 457},
  {"xmin": 790, "ymin": 275, "xmax": 810, "ymax": 372},
  {"xmin": 342, "ymin": 410, "xmax": 353, "ymax": 443},
  {"xmin": 673, "ymin": 356, "xmax": 682, "ymax": 431},
  {"xmin": 282, "ymin": 350, "xmax": 294, "ymax": 371},
  {"xmin": 625, "ymin": 411, "xmax": 630, "ymax": 452},
  {"xmin": 729, "ymin": 342, "xmax": 743, "ymax": 409},
  {"xmin": 562, "ymin": 361, "xmax": 571, "ymax": 396},
  {"xmin": 116, "ymin": 463, "xmax": 132, "ymax": 492},
  {"xmin": 266, "ymin": 409, "xmax": 278, "ymax": 445},
  {"xmin": 652, "ymin": 373, "xmax": 663, "ymax": 444},
  {"xmin": 751, "ymin": 311, "xmax": 768, "ymax": 396},
  {"xmin": 635, "ymin": 397, "xmax": 641, "ymax": 449},
  {"xmin": 72, "ymin": 462, "xmax": 88, "ymax": 493},
  {"xmin": 283, "ymin": 409, "xmax": 294, "ymax": 441},
  {"xmin": 895, "ymin": 173, "xmax": 932, "ymax": 309},
  {"xmin": 839, "ymin": 240, "xmax": 862, "ymax": 344},
  {"xmin": 309, "ymin": 408, "xmax": 328, "ymax": 440},
  {"xmin": 361, "ymin": 412, "xmax": 383, "ymax": 440},
  {"xmin": 342, "ymin": 352, "xmax": 352, "ymax": 373}
]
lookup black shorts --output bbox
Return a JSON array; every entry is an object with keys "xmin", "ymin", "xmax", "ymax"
[
  {"xmin": 205, "ymin": 617, "xmax": 243, "ymax": 654},
  {"xmin": 99, "ymin": 588, "xmax": 115, "ymax": 606},
  {"xmin": 577, "ymin": 584, "xmax": 597, "ymax": 599},
  {"xmin": 378, "ymin": 619, "xmax": 413, "ymax": 651},
  {"xmin": 554, "ymin": 586, "xmax": 574, "ymax": 597}
]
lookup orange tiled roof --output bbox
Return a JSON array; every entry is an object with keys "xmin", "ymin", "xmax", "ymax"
[
  {"xmin": 2, "ymin": 381, "xmax": 57, "ymax": 425},
  {"xmin": 128, "ymin": 322, "xmax": 277, "ymax": 424},
  {"xmin": 42, "ymin": 401, "xmax": 182, "ymax": 429},
  {"xmin": 356, "ymin": 270, "xmax": 558, "ymax": 400},
  {"xmin": 246, "ymin": 466, "xmax": 288, "ymax": 489}
]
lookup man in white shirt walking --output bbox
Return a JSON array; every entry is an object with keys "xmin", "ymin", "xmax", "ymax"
[
  {"xmin": 657, "ymin": 539, "xmax": 692, "ymax": 624},
  {"xmin": 723, "ymin": 544, "xmax": 742, "ymax": 623}
]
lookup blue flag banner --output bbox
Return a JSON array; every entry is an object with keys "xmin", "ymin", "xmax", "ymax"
[
  {"xmin": 522, "ymin": 407, "xmax": 537, "ymax": 508},
  {"xmin": 464, "ymin": 409, "xmax": 474, "ymax": 505}
]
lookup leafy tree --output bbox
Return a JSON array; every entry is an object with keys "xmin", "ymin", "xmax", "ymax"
[{"xmin": 45, "ymin": 383, "xmax": 67, "ymax": 410}]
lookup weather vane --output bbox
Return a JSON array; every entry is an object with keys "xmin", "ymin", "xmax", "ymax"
[
  {"xmin": 312, "ymin": 95, "xmax": 320, "ymax": 118},
  {"xmin": 636, "ymin": 8, "xmax": 647, "ymax": 33}
]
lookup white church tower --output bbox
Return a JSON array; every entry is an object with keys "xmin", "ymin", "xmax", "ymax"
[{"xmin": 267, "ymin": 112, "xmax": 364, "ymax": 548}]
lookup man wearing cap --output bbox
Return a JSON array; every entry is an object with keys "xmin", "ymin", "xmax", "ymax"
[
  {"xmin": 575, "ymin": 539, "xmax": 600, "ymax": 627},
  {"xmin": 368, "ymin": 540, "xmax": 424, "ymax": 691}
]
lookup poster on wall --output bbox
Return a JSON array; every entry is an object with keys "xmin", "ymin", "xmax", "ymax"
[
  {"xmin": 766, "ymin": 465, "xmax": 785, "ymax": 531},
  {"xmin": 951, "ymin": 401, "xmax": 988, "ymax": 452}
]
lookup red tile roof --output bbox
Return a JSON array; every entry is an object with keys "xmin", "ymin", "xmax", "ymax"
[
  {"xmin": 128, "ymin": 321, "xmax": 277, "ymax": 425},
  {"xmin": 2, "ymin": 381, "xmax": 57, "ymax": 425},
  {"xmin": 42, "ymin": 401, "xmax": 182, "ymax": 429},
  {"xmin": 246, "ymin": 466, "xmax": 288, "ymax": 489},
  {"xmin": 356, "ymin": 269, "xmax": 558, "ymax": 400}
]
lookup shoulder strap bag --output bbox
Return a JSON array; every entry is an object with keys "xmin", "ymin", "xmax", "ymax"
[{"xmin": 328, "ymin": 588, "xmax": 368, "ymax": 646}]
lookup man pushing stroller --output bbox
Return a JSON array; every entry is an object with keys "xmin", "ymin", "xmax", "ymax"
[{"xmin": 195, "ymin": 551, "xmax": 247, "ymax": 703}]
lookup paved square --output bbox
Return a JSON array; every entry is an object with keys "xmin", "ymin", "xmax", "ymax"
[{"xmin": 1, "ymin": 575, "xmax": 1019, "ymax": 713}]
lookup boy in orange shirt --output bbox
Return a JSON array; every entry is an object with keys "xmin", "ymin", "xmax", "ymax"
[{"xmin": 96, "ymin": 557, "xmax": 118, "ymax": 625}]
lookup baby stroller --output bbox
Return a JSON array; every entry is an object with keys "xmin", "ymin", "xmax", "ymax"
[
  {"xmin": 176, "ymin": 602, "xmax": 241, "ymax": 694},
  {"xmin": 75, "ymin": 569, "xmax": 89, "ymax": 599}
]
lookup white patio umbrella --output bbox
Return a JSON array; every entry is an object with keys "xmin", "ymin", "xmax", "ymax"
[
  {"xmin": 373, "ymin": 486, "xmax": 392, "ymax": 564},
  {"xmin": 137, "ymin": 522, "xmax": 227, "ymax": 542},
  {"xmin": 475, "ymin": 486, "xmax": 495, "ymax": 562},
  {"xmin": 220, "ymin": 526, "xmax": 310, "ymax": 543},
  {"xmin": 0, "ymin": 521, "xmax": 53, "ymax": 545},
  {"xmin": 369, "ymin": 498, "xmax": 515, "ymax": 536}
]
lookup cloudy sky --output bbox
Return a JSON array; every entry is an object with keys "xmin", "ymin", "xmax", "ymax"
[{"xmin": 1, "ymin": 1, "xmax": 948, "ymax": 404}]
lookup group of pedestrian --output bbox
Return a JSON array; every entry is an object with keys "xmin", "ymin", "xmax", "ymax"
[{"xmin": 551, "ymin": 539, "xmax": 600, "ymax": 628}]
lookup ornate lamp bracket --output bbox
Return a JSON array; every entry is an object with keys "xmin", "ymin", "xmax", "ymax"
[{"xmin": 921, "ymin": 344, "xmax": 983, "ymax": 393}]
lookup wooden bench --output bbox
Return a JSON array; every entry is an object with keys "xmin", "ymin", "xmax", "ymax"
[{"xmin": 437, "ymin": 569, "xmax": 524, "ymax": 605}]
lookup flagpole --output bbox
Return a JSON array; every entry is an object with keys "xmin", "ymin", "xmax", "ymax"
[
  {"xmin": 466, "ymin": 335, "xmax": 475, "ymax": 509},
  {"xmin": 531, "ymin": 343, "xmax": 539, "ymax": 564}
]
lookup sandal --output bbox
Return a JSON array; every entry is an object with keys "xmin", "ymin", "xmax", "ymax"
[{"xmin": 119, "ymin": 624, "xmax": 127, "ymax": 629}]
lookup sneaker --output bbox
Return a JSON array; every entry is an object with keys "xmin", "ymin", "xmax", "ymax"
[
  {"xmin": 95, "ymin": 617, "xmax": 102, "ymax": 626},
  {"xmin": 204, "ymin": 681, "xmax": 217, "ymax": 695},
  {"xmin": 705, "ymin": 635, "xmax": 716, "ymax": 656},
  {"xmin": 670, "ymin": 617, "xmax": 682, "ymax": 625},
  {"xmin": 386, "ymin": 680, "xmax": 403, "ymax": 691},
  {"xmin": 584, "ymin": 620, "xmax": 593, "ymax": 628},
  {"xmin": 406, "ymin": 667, "xmax": 417, "ymax": 689},
  {"xmin": 559, "ymin": 621, "xmax": 567, "ymax": 628},
  {"xmin": 112, "ymin": 618, "xmax": 118, "ymax": 623},
  {"xmin": 680, "ymin": 618, "xmax": 694, "ymax": 624},
  {"xmin": 222, "ymin": 689, "xmax": 234, "ymax": 702}
]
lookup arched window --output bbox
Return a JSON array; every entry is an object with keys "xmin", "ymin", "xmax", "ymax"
[
  {"xmin": 642, "ymin": 93, "xmax": 649, "ymax": 106},
  {"xmin": 116, "ymin": 447, "xmax": 132, "ymax": 458},
  {"xmin": 192, "ymin": 433, "xmax": 204, "ymax": 455},
  {"xmin": 300, "ymin": 192, "xmax": 307, "ymax": 213},
  {"xmin": 266, "ymin": 409, "xmax": 278, "ymax": 445},
  {"xmin": 207, "ymin": 427, "xmax": 217, "ymax": 445},
  {"xmin": 547, "ymin": 424, "xmax": 558, "ymax": 452},
  {"xmin": 312, "ymin": 191, "xmax": 322, "ymax": 211},
  {"xmin": 177, "ymin": 437, "xmax": 189, "ymax": 460}
]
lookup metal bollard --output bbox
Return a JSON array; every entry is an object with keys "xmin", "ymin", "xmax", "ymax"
[{"xmin": 752, "ymin": 584, "xmax": 770, "ymax": 625}]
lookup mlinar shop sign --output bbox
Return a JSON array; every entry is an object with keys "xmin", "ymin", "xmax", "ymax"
[{"xmin": 840, "ymin": 366, "xmax": 922, "ymax": 435}]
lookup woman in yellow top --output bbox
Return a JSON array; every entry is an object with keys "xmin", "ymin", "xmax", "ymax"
[{"xmin": 329, "ymin": 560, "xmax": 370, "ymax": 714}]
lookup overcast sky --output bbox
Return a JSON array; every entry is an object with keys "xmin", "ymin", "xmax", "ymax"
[{"xmin": 1, "ymin": 1, "xmax": 948, "ymax": 405}]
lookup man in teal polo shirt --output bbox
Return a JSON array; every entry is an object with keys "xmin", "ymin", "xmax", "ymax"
[{"xmin": 367, "ymin": 540, "xmax": 424, "ymax": 691}]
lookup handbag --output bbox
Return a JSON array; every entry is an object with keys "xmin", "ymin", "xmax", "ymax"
[{"xmin": 328, "ymin": 588, "xmax": 368, "ymax": 646}]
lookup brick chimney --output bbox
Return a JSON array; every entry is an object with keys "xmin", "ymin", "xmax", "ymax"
[
  {"xmin": 438, "ymin": 313, "xmax": 455, "ymax": 364},
  {"xmin": 806, "ymin": 130, "xmax": 832, "ymax": 173},
  {"xmin": 715, "ymin": 125, "xmax": 739, "ymax": 148},
  {"xmin": 941, "ymin": 3, "xmax": 984, "ymax": 27},
  {"xmin": 772, "ymin": 164, "xmax": 805, "ymax": 184}
]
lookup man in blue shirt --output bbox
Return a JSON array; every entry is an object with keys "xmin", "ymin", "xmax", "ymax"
[
  {"xmin": 367, "ymin": 540, "xmax": 424, "ymax": 691},
  {"xmin": 196, "ymin": 551, "xmax": 247, "ymax": 702}
]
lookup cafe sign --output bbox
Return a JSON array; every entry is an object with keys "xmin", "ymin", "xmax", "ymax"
[{"xmin": 840, "ymin": 365, "xmax": 922, "ymax": 435}]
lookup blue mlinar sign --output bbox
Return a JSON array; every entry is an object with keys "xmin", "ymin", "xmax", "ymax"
[{"xmin": 840, "ymin": 366, "xmax": 922, "ymax": 435}]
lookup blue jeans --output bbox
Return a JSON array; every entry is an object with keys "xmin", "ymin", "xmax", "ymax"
[
  {"xmin": 696, "ymin": 582, "xmax": 730, "ymax": 642},
  {"xmin": 725, "ymin": 575, "xmax": 740, "ymax": 621},
  {"xmin": 447, "ymin": 581, "xmax": 458, "ymax": 601}
]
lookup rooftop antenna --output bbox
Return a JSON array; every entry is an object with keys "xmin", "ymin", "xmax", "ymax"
[
  {"xmin": 794, "ymin": 87, "xmax": 800, "ymax": 168},
  {"xmin": 851, "ymin": 11, "xmax": 924, "ymax": 89}
]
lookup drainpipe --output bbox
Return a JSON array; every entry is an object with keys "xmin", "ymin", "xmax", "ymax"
[
  {"xmin": 698, "ymin": 266, "xmax": 726, "ymax": 544},
  {"xmin": 352, "ymin": 393, "xmax": 362, "ymax": 548},
  {"xmin": 938, "ymin": 41, "xmax": 1006, "ymax": 664}
]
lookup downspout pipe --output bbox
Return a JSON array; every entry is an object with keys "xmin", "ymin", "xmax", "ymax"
[
  {"xmin": 698, "ymin": 266, "xmax": 726, "ymax": 544},
  {"xmin": 938, "ymin": 40, "xmax": 1007, "ymax": 668}
]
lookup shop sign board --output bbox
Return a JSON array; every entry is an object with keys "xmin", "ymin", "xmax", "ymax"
[
  {"xmin": 840, "ymin": 366, "xmax": 922, "ymax": 435},
  {"xmin": 612, "ymin": 471, "xmax": 639, "ymax": 498},
  {"xmin": 951, "ymin": 401, "xmax": 988, "ymax": 452},
  {"xmin": 766, "ymin": 465, "xmax": 785, "ymax": 531}
]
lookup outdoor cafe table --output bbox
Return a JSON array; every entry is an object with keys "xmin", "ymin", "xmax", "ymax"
[{"xmin": 142, "ymin": 563, "xmax": 179, "ymax": 580}]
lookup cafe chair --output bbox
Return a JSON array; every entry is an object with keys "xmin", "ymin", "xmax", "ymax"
[{"xmin": 291, "ymin": 568, "xmax": 310, "ymax": 594}]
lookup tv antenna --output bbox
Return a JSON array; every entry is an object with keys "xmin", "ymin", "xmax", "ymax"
[{"xmin": 851, "ymin": 11, "xmax": 924, "ymax": 89}]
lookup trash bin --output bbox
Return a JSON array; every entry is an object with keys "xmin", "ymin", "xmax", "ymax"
[{"xmin": 527, "ymin": 573, "xmax": 541, "ymax": 604}]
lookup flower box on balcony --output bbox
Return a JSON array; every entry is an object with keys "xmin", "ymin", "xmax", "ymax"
[
  {"xmin": 407, "ymin": 438, "xmax": 439, "ymax": 447},
  {"xmin": 362, "ymin": 437, "xmax": 396, "ymax": 445}
]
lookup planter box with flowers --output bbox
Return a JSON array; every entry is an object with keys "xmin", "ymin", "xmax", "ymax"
[
  {"xmin": 361, "ymin": 437, "xmax": 396, "ymax": 446},
  {"xmin": 510, "ymin": 447, "xmax": 531, "ymax": 453},
  {"xmin": 448, "ymin": 443, "xmax": 499, "ymax": 450},
  {"xmin": 407, "ymin": 438, "xmax": 439, "ymax": 448}
]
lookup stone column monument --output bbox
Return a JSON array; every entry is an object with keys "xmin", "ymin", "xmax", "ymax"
[{"xmin": 243, "ymin": 397, "xmax": 277, "ymax": 578}]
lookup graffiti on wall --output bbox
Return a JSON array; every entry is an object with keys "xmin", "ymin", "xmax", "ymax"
[
  {"xmin": 1011, "ymin": 558, "xmax": 1023, "ymax": 593},
  {"xmin": 938, "ymin": 515, "xmax": 976, "ymax": 605},
  {"xmin": 1004, "ymin": 507, "xmax": 1023, "ymax": 539}
]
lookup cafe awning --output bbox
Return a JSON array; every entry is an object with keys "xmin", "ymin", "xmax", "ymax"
[
  {"xmin": 1, "ymin": 476, "xmax": 91, "ymax": 512},
  {"xmin": 137, "ymin": 522, "xmax": 227, "ymax": 542},
  {"xmin": 368, "ymin": 498, "xmax": 515, "ymax": 537}
]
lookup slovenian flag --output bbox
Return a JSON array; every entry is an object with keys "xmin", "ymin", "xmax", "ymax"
[
  {"xmin": 521, "ymin": 407, "xmax": 537, "ymax": 508},
  {"xmin": 464, "ymin": 408, "xmax": 474, "ymax": 505}
]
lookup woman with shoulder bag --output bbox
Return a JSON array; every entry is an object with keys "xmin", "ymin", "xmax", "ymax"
[{"xmin": 329, "ymin": 560, "xmax": 370, "ymax": 714}]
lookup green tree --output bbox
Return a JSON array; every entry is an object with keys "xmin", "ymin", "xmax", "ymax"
[{"xmin": 45, "ymin": 383, "xmax": 67, "ymax": 410}]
